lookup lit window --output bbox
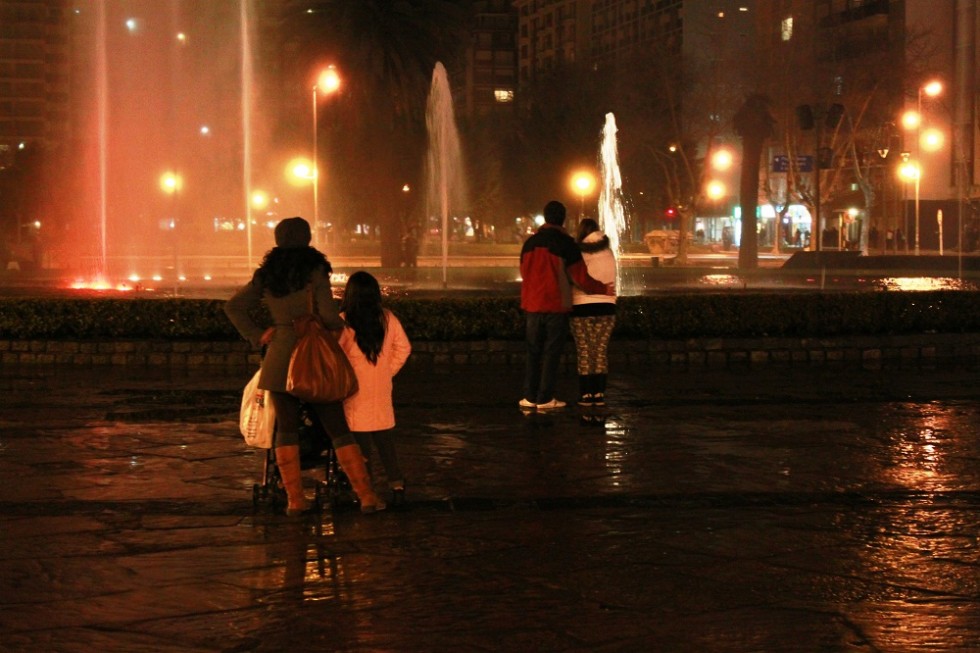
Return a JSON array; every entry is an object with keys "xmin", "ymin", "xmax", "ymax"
[
  {"xmin": 781, "ymin": 17, "xmax": 793, "ymax": 41},
  {"xmin": 494, "ymin": 89, "xmax": 514, "ymax": 103}
]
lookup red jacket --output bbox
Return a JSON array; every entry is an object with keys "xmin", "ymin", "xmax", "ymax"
[{"xmin": 520, "ymin": 224, "xmax": 608, "ymax": 312}]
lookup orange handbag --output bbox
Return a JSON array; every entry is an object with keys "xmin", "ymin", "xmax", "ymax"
[{"xmin": 285, "ymin": 288, "xmax": 358, "ymax": 404}]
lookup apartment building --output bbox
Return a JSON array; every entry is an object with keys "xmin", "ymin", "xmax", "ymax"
[{"xmin": 0, "ymin": 0, "xmax": 70, "ymax": 167}]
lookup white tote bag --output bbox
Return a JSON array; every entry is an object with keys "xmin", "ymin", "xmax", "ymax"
[{"xmin": 240, "ymin": 370, "xmax": 276, "ymax": 448}]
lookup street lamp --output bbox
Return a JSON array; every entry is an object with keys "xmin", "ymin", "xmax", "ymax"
[
  {"xmin": 312, "ymin": 65, "xmax": 341, "ymax": 249},
  {"xmin": 569, "ymin": 170, "xmax": 596, "ymax": 220},
  {"xmin": 706, "ymin": 180, "xmax": 726, "ymax": 201},
  {"xmin": 898, "ymin": 154, "xmax": 921, "ymax": 254},
  {"xmin": 710, "ymin": 148, "xmax": 734, "ymax": 171},
  {"xmin": 287, "ymin": 158, "xmax": 316, "ymax": 185},
  {"xmin": 902, "ymin": 79, "xmax": 943, "ymax": 254},
  {"xmin": 160, "ymin": 171, "xmax": 182, "ymax": 292},
  {"xmin": 251, "ymin": 190, "xmax": 269, "ymax": 212}
]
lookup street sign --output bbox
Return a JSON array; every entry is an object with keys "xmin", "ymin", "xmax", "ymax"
[{"xmin": 772, "ymin": 155, "xmax": 813, "ymax": 173}]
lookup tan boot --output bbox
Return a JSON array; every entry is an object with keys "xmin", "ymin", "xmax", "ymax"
[
  {"xmin": 334, "ymin": 444, "xmax": 386, "ymax": 513},
  {"xmin": 275, "ymin": 444, "xmax": 311, "ymax": 516}
]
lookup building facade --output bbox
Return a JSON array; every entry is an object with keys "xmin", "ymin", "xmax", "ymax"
[
  {"xmin": 0, "ymin": 0, "xmax": 70, "ymax": 167},
  {"xmin": 460, "ymin": 0, "xmax": 518, "ymax": 118},
  {"xmin": 756, "ymin": 0, "xmax": 979, "ymax": 252}
]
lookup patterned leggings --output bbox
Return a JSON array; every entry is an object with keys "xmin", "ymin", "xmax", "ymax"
[{"xmin": 571, "ymin": 315, "xmax": 615, "ymax": 375}]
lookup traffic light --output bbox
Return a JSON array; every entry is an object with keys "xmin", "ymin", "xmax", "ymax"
[
  {"xmin": 796, "ymin": 105, "xmax": 814, "ymax": 130},
  {"xmin": 825, "ymin": 103, "xmax": 844, "ymax": 129},
  {"xmin": 664, "ymin": 206, "xmax": 678, "ymax": 220}
]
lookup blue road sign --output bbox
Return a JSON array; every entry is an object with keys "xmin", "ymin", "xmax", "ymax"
[{"xmin": 772, "ymin": 155, "xmax": 813, "ymax": 173}]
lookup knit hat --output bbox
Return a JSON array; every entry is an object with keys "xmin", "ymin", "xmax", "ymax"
[{"xmin": 274, "ymin": 217, "xmax": 311, "ymax": 249}]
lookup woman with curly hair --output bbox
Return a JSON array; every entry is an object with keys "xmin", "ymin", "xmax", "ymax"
[{"xmin": 224, "ymin": 217, "xmax": 384, "ymax": 515}]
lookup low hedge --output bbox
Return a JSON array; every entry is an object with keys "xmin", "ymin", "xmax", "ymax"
[{"xmin": 1, "ymin": 291, "xmax": 979, "ymax": 341}]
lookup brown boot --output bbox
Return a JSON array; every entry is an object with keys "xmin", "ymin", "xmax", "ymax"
[
  {"xmin": 334, "ymin": 444, "xmax": 386, "ymax": 513},
  {"xmin": 275, "ymin": 444, "xmax": 311, "ymax": 516}
]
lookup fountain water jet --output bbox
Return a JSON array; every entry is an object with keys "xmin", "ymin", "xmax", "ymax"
[
  {"xmin": 96, "ymin": 0, "xmax": 109, "ymax": 281},
  {"xmin": 240, "ymin": 0, "xmax": 254, "ymax": 269},
  {"xmin": 597, "ymin": 112, "xmax": 631, "ymax": 293},
  {"xmin": 66, "ymin": 2, "xmax": 264, "ymax": 293},
  {"xmin": 425, "ymin": 63, "xmax": 467, "ymax": 288}
]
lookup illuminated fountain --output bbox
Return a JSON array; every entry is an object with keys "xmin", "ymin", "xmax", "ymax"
[
  {"xmin": 597, "ymin": 112, "xmax": 637, "ymax": 294},
  {"xmin": 67, "ymin": 0, "xmax": 268, "ymax": 293},
  {"xmin": 425, "ymin": 62, "xmax": 467, "ymax": 289}
]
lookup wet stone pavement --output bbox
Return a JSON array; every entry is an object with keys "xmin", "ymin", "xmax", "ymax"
[{"xmin": 1, "ymin": 361, "xmax": 979, "ymax": 652}]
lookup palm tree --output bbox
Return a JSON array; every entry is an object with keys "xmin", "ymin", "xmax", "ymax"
[{"xmin": 733, "ymin": 93, "xmax": 774, "ymax": 269}]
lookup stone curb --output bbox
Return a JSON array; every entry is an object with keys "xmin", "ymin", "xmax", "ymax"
[{"xmin": 2, "ymin": 332, "xmax": 978, "ymax": 368}]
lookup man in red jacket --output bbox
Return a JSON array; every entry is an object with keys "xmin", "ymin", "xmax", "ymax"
[{"xmin": 519, "ymin": 200, "xmax": 612, "ymax": 410}]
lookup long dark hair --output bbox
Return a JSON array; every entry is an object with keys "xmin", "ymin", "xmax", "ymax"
[
  {"xmin": 340, "ymin": 271, "xmax": 385, "ymax": 364},
  {"xmin": 576, "ymin": 218, "xmax": 599, "ymax": 242},
  {"xmin": 254, "ymin": 247, "xmax": 332, "ymax": 297}
]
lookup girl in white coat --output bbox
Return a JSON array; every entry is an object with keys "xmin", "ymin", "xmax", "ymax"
[{"xmin": 339, "ymin": 271, "xmax": 412, "ymax": 506}]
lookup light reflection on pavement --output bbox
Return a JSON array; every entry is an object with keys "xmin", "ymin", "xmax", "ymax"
[{"xmin": 0, "ymin": 362, "xmax": 978, "ymax": 651}]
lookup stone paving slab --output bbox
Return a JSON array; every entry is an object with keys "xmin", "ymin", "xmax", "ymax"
[{"xmin": 1, "ymin": 362, "xmax": 979, "ymax": 652}]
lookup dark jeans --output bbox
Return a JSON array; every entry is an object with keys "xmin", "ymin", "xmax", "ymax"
[
  {"xmin": 523, "ymin": 312, "xmax": 569, "ymax": 404},
  {"xmin": 354, "ymin": 430, "xmax": 403, "ymax": 487}
]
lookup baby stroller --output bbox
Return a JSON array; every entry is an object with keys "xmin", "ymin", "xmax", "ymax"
[{"xmin": 251, "ymin": 403, "xmax": 354, "ymax": 512}]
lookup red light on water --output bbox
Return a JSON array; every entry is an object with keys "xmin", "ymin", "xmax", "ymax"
[{"xmin": 67, "ymin": 278, "xmax": 134, "ymax": 292}]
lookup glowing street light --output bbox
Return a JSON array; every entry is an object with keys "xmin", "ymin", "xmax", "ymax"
[
  {"xmin": 706, "ymin": 180, "xmax": 726, "ymax": 200},
  {"xmin": 710, "ymin": 148, "xmax": 734, "ymax": 171},
  {"xmin": 922, "ymin": 80, "xmax": 943, "ymax": 99},
  {"xmin": 901, "ymin": 110, "xmax": 921, "ymax": 130},
  {"xmin": 318, "ymin": 67, "xmax": 341, "ymax": 95},
  {"xmin": 160, "ymin": 171, "xmax": 182, "ymax": 195},
  {"xmin": 251, "ymin": 190, "xmax": 269, "ymax": 211},
  {"xmin": 286, "ymin": 157, "xmax": 316, "ymax": 185},
  {"xmin": 312, "ymin": 64, "xmax": 342, "ymax": 249},
  {"xmin": 570, "ymin": 170, "xmax": 597, "ymax": 220},
  {"xmin": 921, "ymin": 128, "xmax": 944, "ymax": 152}
]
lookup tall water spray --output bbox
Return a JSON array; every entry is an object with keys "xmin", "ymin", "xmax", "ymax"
[
  {"xmin": 73, "ymin": 2, "xmax": 257, "ymax": 289},
  {"xmin": 425, "ymin": 63, "xmax": 466, "ymax": 288},
  {"xmin": 598, "ymin": 112, "xmax": 628, "ymax": 292},
  {"xmin": 96, "ymin": 0, "xmax": 108, "ymax": 278},
  {"xmin": 240, "ymin": 0, "xmax": 254, "ymax": 268}
]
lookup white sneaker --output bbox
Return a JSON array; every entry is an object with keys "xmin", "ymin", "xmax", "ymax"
[
  {"xmin": 535, "ymin": 399, "xmax": 566, "ymax": 410},
  {"xmin": 518, "ymin": 398, "xmax": 537, "ymax": 409}
]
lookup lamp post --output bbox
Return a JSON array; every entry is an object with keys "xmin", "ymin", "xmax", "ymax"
[
  {"xmin": 898, "ymin": 154, "xmax": 921, "ymax": 255},
  {"xmin": 311, "ymin": 65, "xmax": 341, "ymax": 250},
  {"xmin": 570, "ymin": 170, "xmax": 596, "ymax": 222},
  {"xmin": 160, "ymin": 171, "xmax": 182, "ymax": 294},
  {"xmin": 903, "ymin": 80, "xmax": 942, "ymax": 255}
]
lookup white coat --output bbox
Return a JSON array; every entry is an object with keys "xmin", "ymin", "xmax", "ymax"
[{"xmin": 339, "ymin": 309, "xmax": 411, "ymax": 432}]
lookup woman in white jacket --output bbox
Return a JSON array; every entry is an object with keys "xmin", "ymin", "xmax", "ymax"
[
  {"xmin": 571, "ymin": 219, "xmax": 617, "ymax": 406},
  {"xmin": 339, "ymin": 271, "xmax": 412, "ymax": 506}
]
